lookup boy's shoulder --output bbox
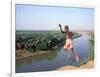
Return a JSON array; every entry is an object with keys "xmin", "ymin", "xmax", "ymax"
[
  {"xmin": 68, "ymin": 31, "xmax": 73, "ymax": 35},
  {"xmin": 68, "ymin": 31, "xmax": 72, "ymax": 33}
]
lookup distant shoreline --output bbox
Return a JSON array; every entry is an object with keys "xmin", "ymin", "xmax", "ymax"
[{"xmin": 16, "ymin": 30, "xmax": 94, "ymax": 32}]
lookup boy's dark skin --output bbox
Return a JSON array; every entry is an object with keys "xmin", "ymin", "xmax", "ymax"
[
  {"xmin": 59, "ymin": 24, "xmax": 79, "ymax": 62},
  {"xmin": 59, "ymin": 24, "xmax": 73, "ymax": 51},
  {"xmin": 59, "ymin": 24, "xmax": 73, "ymax": 39}
]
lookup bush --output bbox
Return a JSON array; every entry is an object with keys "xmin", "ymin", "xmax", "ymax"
[{"xmin": 16, "ymin": 31, "xmax": 80, "ymax": 52}]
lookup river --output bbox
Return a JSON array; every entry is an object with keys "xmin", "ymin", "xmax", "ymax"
[{"xmin": 16, "ymin": 34, "xmax": 90, "ymax": 73}]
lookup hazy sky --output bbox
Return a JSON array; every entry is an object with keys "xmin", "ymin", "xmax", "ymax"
[{"xmin": 16, "ymin": 4, "xmax": 94, "ymax": 31}]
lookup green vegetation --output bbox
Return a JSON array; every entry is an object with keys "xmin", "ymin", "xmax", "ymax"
[
  {"xmin": 16, "ymin": 31, "xmax": 63, "ymax": 52},
  {"xmin": 88, "ymin": 32, "xmax": 94, "ymax": 60},
  {"xmin": 16, "ymin": 31, "xmax": 81, "ymax": 53}
]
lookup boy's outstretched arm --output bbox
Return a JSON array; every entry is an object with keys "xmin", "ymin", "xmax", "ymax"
[{"xmin": 58, "ymin": 24, "xmax": 65, "ymax": 33}]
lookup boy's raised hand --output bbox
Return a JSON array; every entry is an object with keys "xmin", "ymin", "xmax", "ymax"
[{"xmin": 59, "ymin": 24, "xmax": 61, "ymax": 27}]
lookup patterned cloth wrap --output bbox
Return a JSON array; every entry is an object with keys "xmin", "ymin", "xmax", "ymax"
[{"xmin": 64, "ymin": 39, "xmax": 73, "ymax": 49}]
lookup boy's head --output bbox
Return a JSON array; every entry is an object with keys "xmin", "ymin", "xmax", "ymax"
[{"xmin": 64, "ymin": 25, "xmax": 69, "ymax": 31}]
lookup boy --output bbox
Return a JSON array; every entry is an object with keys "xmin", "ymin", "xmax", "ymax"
[{"xmin": 59, "ymin": 24, "xmax": 79, "ymax": 62}]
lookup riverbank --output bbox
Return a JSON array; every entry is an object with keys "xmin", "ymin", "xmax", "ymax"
[
  {"xmin": 56, "ymin": 60, "xmax": 94, "ymax": 71},
  {"xmin": 16, "ymin": 49, "xmax": 50, "ymax": 60}
]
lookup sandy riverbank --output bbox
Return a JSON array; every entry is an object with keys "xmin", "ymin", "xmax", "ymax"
[
  {"xmin": 16, "ymin": 49, "xmax": 50, "ymax": 60},
  {"xmin": 56, "ymin": 60, "xmax": 94, "ymax": 71}
]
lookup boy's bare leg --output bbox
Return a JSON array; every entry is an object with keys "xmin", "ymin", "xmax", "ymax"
[
  {"xmin": 71, "ymin": 48, "xmax": 79, "ymax": 63},
  {"xmin": 64, "ymin": 48, "xmax": 71, "ymax": 63}
]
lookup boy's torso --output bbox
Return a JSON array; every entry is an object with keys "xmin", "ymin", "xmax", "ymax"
[{"xmin": 65, "ymin": 31, "xmax": 73, "ymax": 40}]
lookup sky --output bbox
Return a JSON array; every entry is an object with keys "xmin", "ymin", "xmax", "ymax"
[{"xmin": 16, "ymin": 4, "xmax": 94, "ymax": 31}]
